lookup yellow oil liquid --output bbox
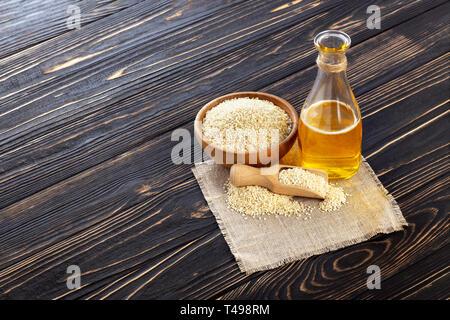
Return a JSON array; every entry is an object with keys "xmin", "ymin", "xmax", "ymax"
[{"xmin": 299, "ymin": 100, "xmax": 362, "ymax": 179}]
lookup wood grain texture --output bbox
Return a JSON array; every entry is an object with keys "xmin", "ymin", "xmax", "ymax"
[
  {"xmin": 0, "ymin": 0, "xmax": 445, "ymax": 209},
  {"xmin": 0, "ymin": 0, "xmax": 341, "ymax": 208},
  {"xmin": 0, "ymin": 55, "xmax": 447, "ymax": 299},
  {"xmin": 355, "ymin": 244, "xmax": 449, "ymax": 299},
  {"xmin": 0, "ymin": 0, "xmax": 146, "ymax": 59},
  {"xmin": 0, "ymin": 0, "xmax": 448, "ymax": 299}
]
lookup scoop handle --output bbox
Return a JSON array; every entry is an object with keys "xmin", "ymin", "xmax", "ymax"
[{"xmin": 230, "ymin": 164, "xmax": 273, "ymax": 189}]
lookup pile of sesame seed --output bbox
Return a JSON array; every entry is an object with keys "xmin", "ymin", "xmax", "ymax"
[
  {"xmin": 225, "ymin": 181, "xmax": 312, "ymax": 220},
  {"xmin": 202, "ymin": 97, "xmax": 292, "ymax": 152},
  {"xmin": 279, "ymin": 167, "xmax": 328, "ymax": 198},
  {"xmin": 319, "ymin": 184, "xmax": 347, "ymax": 212},
  {"xmin": 279, "ymin": 167, "xmax": 347, "ymax": 212},
  {"xmin": 226, "ymin": 167, "xmax": 347, "ymax": 219}
]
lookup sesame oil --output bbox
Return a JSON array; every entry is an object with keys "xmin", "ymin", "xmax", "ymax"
[
  {"xmin": 299, "ymin": 100, "xmax": 362, "ymax": 179},
  {"xmin": 299, "ymin": 30, "xmax": 362, "ymax": 179}
]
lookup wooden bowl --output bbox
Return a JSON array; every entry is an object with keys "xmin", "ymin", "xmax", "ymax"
[{"xmin": 194, "ymin": 92, "xmax": 299, "ymax": 167}]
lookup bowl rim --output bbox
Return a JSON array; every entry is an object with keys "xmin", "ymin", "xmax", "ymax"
[{"xmin": 194, "ymin": 91, "xmax": 299, "ymax": 158}]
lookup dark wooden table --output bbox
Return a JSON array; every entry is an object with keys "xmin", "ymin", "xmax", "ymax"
[{"xmin": 0, "ymin": 0, "xmax": 448, "ymax": 300}]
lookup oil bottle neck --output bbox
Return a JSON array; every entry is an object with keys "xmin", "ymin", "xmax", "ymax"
[
  {"xmin": 316, "ymin": 52, "xmax": 347, "ymax": 73},
  {"xmin": 313, "ymin": 30, "xmax": 350, "ymax": 73}
]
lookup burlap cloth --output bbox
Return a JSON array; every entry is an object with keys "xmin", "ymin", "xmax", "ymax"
[{"xmin": 192, "ymin": 157, "xmax": 407, "ymax": 274}]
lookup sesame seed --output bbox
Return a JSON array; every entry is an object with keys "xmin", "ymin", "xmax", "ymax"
[
  {"xmin": 225, "ymin": 167, "xmax": 347, "ymax": 219},
  {"xmin": 279, "ymin": 167, "xmax": 328, "ymax": 198},
  {"xmin": 202, "ymin": 97, "xmax": 292, "ymax": 152},
  {"xmin": 279, "ymin": 167, "xmax": 347, "ymax": 212},
  {"xmin": 225, "ymin": 181, "xmax": 311, "ymax": 219}
]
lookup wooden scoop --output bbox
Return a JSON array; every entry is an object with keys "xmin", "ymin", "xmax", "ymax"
[{"xmin": 230, "ymin": 164, "xmax": 328, "ymax": 199}]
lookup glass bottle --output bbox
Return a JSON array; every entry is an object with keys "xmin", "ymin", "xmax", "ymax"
[{"xmin": 299, "ymin": 30, "xmax": 362, "ymax": 179}]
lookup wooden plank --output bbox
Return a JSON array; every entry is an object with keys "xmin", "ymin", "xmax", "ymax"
[
  {"xmin": 0, "ymin": 0, "xmax": 445, "ymax": 209},
  {"xmin": 213, "ymin": 52, "xmax": 449, "ymax": 298},
  {"xmin": 0, "ymin": 0, "xmax": 334, "ymax": 125},
  {"xmin": 0, "ymin": 144, "xmax": 446, "ymax": 299},
  {"xmin": 0, "ymin": 52, "xmax": 447, "ymax": 298},
  {"xmin": 355, "ymin": 245, "xmax": 449, "ymax": 299},
  {"xmin": 0, "ymin": 0, "xmax": 147, "ymax": 59},
  {"xmin": 263, "ymin": 6, "xmax": 450, "ymax": 110},
  {"xmin": 219, "ymin": 167, "xmax": 449, "ymax": 299}
]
